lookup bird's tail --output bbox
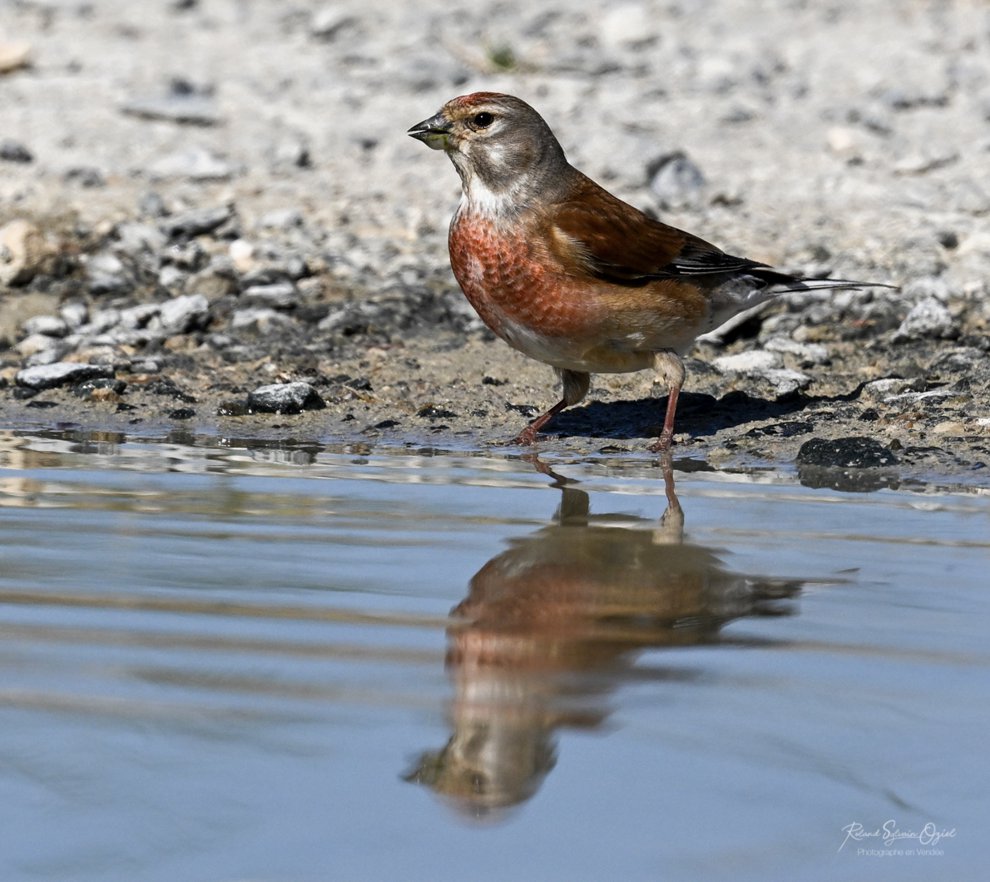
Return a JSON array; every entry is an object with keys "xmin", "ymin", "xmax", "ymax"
[{"xmin": 751, "ymin": 268, "xmax": 898, "ymax": 293}]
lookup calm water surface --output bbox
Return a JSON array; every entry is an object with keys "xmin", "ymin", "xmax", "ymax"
[{"xmin": 0, "ymin": 430, "xmax": 986, "ymax": 881}]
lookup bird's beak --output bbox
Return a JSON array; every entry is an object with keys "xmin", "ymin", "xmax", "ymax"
[{"xmin": 408, "ymin": 111, "xmax": 452, "ymax": 150}]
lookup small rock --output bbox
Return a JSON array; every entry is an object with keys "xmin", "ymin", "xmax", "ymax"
[
  {"xmin": 60, "ymin": 301, "xmax": 89, "ymax": 329},
  {"xmin": 310, "ymin": 7, "xmax": 357, "ymax": 40},
  {"xmin": 161, "ymin": 204, "xmax": 233, "ymax": 238},
  {"xmin": 23, "ymin": 344, "xmax": 68, "ymax": 367},
  {"xmin": 16, "ymin": 361, "xmax": 115, "ymax": 390},
  {"xmin": 760, "ymin": 368, "xmax": 812, "ymax": 397},
  {"xmin": 601, "ymin": 3, "xmax": 656, "ymax": 48},
  {"xmin": 168, "ymin": 407, "xmax": 196, "ymax": 420},
  {"xmin": 119, "ymin": 303, "xmax": 161, "ymax": 329},
  {"xmin": 930, "ymin": 347, "xmax": 984, "ymax": 374},
  {"xmin": 892, "ymin": 297, "xmax": 956, "ymax": 341},
  {"xmin": 762, "ymin": 337, "xmax": 830, "ymax": 366},
  {"xmin": 269, "ymin": 136, "xmax": 312, "ymax": 170},
  {"xmin": 186, "ymin": 261, "xmax": 237, "ymax": 299},
  {"xmin": 876, "ymin": 84, "xmax": 950, "ymax": 112},
  {"xmin": 893, "ymin": 150, "xmax": 958, "ymax": 176},
  {"xmin": 158, "ymin": 293, "xmax": 209, "ymax": 334},
  {"xmin": 695, "ymin": 55, "xmax": 737, "ymax": 93},
  {"xmin": 932, "ymin": 420, "xmax": 965, "ymax": 436},
  {"xmin": 64, "ymin": 167, "xmax": 106, "ymax": 188},
  {"xmin": 217, "ymin": 399, "xmax": 250, "ymax": 416},
  {"xmin": 826, "ymin": 126, "xmax": 861, "ymax": 157},
  {"xmin": 860, "ymin": 377, "xmax": 922, "ymax": 402},
  {"xmin": 648, "ymin": 151, "xmax": 706, "ymax": 209},
  {"xmin": 242, "ymin": 281, "xmax": 296, "ymax": 308},
  {"xmin": 0, "ymin": 140, "xmax": 33, "ymax": 163},
  {"xmin": 142, "ymin": 377, "xmax": 196, "ymax": 402},
  {"xmin": 115, "ymin": 221, "xmax": 168, "ymax": 258},
  {"xmin": 149, "ymin": 146, "xmax": 233, "ymax": 181},
  {"xmin": 121, "ymin": 94, "xmax": 222, "ymax": 126},
  {"xmin": 85, "ymin": 252, "xmax": 130, "ymax": 295},
  {"xmin": 712, "ymin": 350, "xmax": 782, "ymax": 373},
  {"xmin": 937, "ymin": 230, "xmax": 959, "ymax": 250},
  {"xmin": 247, "ymin": 381, "xmax": 325, "ymax": 414},
  {"xmin": 158, "ymin": 265, "xmax": 186, "ymax": 289},
  {"xmin": 882, "ymin": 388, "xmax": 955, "ymax": 405},
  {"xmin": 229, "ymin": 239, "xmax": 255, "ymax": 272},
  {"xmin": 258, "ymin": 208, "xmax": 304, "ymax": 230},
  {"xmin": 128, "ymin": 358, "xmax": 162, "ymax": 373},
  {"xmin": 22, "ymin": 314, "xmax": 69, "ymax": 338},
  {"xmin": 81, "ymin": 308, "xmax": 123, "ymax": 335},
  {"xmin": 15, "ymin": 333, "xmax": 63, "ymax": 359},
  {"xmin": 73, "ymin": 377, "xmax": 127, "ymax": 399},
  {"xmin": 796, "ymin": 436, "xmax": 899, "ymax": 468},
  {"xmin": 0, "ymin": 219, "xmax": 47, "ymax": 286},
  {"xmin": 230, "ymin": 308, "xmax": 298, "ymax": 333},
  {"xmin": 0, "ymin": 41, "xmax": 31, "ymax": 74},
  {"xmin": 163, "ymin": 239, "xmax": 206, "ymax": 270},
  {"xmin": 417, "ymin": 404, "xmax": 458, "ymax": 419},
  {"xmin": 139, "ymin": 191, "xmax": 168, "ymax": 218}
]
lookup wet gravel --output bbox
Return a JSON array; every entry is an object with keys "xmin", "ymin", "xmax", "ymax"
[{"xmin": 1, "ymin": 0, "xmax": 988, "ymax": 489}]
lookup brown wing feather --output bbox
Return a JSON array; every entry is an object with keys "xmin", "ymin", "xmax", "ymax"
[{"xmin": 546, "ymin": 173, "xmax": 761, "ymax": 286}]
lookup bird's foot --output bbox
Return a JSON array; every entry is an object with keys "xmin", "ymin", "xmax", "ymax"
[
  {"xmin": 648, "ymin": 430, "xmax": 675, "ymax": 454},
  {"xmin": 508, "ymin": 427, "xmax": 539, "ymax": 447}
]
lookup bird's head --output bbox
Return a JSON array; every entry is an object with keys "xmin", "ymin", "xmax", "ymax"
[{"xmin": 408, "ymin": 92, "xmax": 569, "ymax": 210}]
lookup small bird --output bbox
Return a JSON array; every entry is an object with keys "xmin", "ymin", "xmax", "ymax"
[{"xmin": 409, "ymin": 92, "xmax": 888, "ymax": 451}]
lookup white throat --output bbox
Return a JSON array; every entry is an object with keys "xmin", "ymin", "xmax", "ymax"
[
  {"xmin": 458, "ymin": 177, "xmax": 520, "ymax": 220},
  {"xmin": 449, "ymin": 146, "xmax": 527, "ymax": 220}
]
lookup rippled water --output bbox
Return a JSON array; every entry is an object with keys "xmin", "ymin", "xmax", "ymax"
[{"xmin": 0, "ymin": 430, "xmax": 986, "ymax": 881}]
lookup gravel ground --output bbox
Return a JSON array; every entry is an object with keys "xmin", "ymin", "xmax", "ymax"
[{"xmin": 1, "ymin": 0, "xmax": 989, "ymax": 488}]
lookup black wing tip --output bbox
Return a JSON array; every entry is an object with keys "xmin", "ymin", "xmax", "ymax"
[{"xmin": 792, "ymin": 278, "xmax": 900, "ymax": 292}]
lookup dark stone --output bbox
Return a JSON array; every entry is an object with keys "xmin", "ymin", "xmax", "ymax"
[
  {"xmin": 16, "ymin": 362, "xmax": 115, "ymax": 390},
  {"xmin": 65, "ymin": 167, "xmax": 106, "ymax": 188},
  {"xmin": 796, "ymin": 436, "xmax": 900, "ymax": 468},
  {"xmin": 247, "ymin": 381, "xmax": 325, "ymax": 414},
  {"xmin": 746, "ymin": 421, "xmax": 813, "ymax": 438},
  {"xmin": 0, "ymin": 140, "xmax": 33, "ymax": 163},
  {"xmin": 217, "ymin": 399, "xmax": 250, "ymax": 416},
  {"xmin": 73, "ymin": 378, "xmax": 128, "ymax": 398},
  {"xmin": 161, "ymin": 205, "xmax": 233, "ymax": 238},
  {"xmin": 168, "ymin": 407, "xmax": 196, "ymax": 419},
  {"xmin": 143, "ymin": 377, "xmax": 197, "ymax": 403},
  {"xmin": 417, "ymin": 404, "xmax": 458, "ymax": 419}
]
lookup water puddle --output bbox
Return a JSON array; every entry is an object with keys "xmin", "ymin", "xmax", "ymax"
[{"xmin": 0, "ymin": 430, "xmax": 986, "ymax": 880}]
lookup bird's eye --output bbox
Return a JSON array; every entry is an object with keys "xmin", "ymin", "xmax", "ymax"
[{"xmin": 472, "ymin": 112, "xmax": 495, "ymax": 129}]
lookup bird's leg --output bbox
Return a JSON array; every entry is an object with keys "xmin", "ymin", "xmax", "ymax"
[
  {"xmin": 649, "ymin": 351, "xmax": 686, "ymax": 453},
  {"xmin": 656, "ymin": 452, "xmax": 684, "ymax": 542},
  {"xmin": 512, "ymin": 369, "xmax": 590, "ymax": 446}
]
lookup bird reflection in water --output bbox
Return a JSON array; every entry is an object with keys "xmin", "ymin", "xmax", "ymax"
[{"xmin": 405, "ymin": 457, "xmax": 804, "ymax": 819}]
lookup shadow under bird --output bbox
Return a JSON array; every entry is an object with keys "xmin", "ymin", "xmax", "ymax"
[{"xmin": 409, "ymin": 92, "xmax": 892, "ymax": 451}]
